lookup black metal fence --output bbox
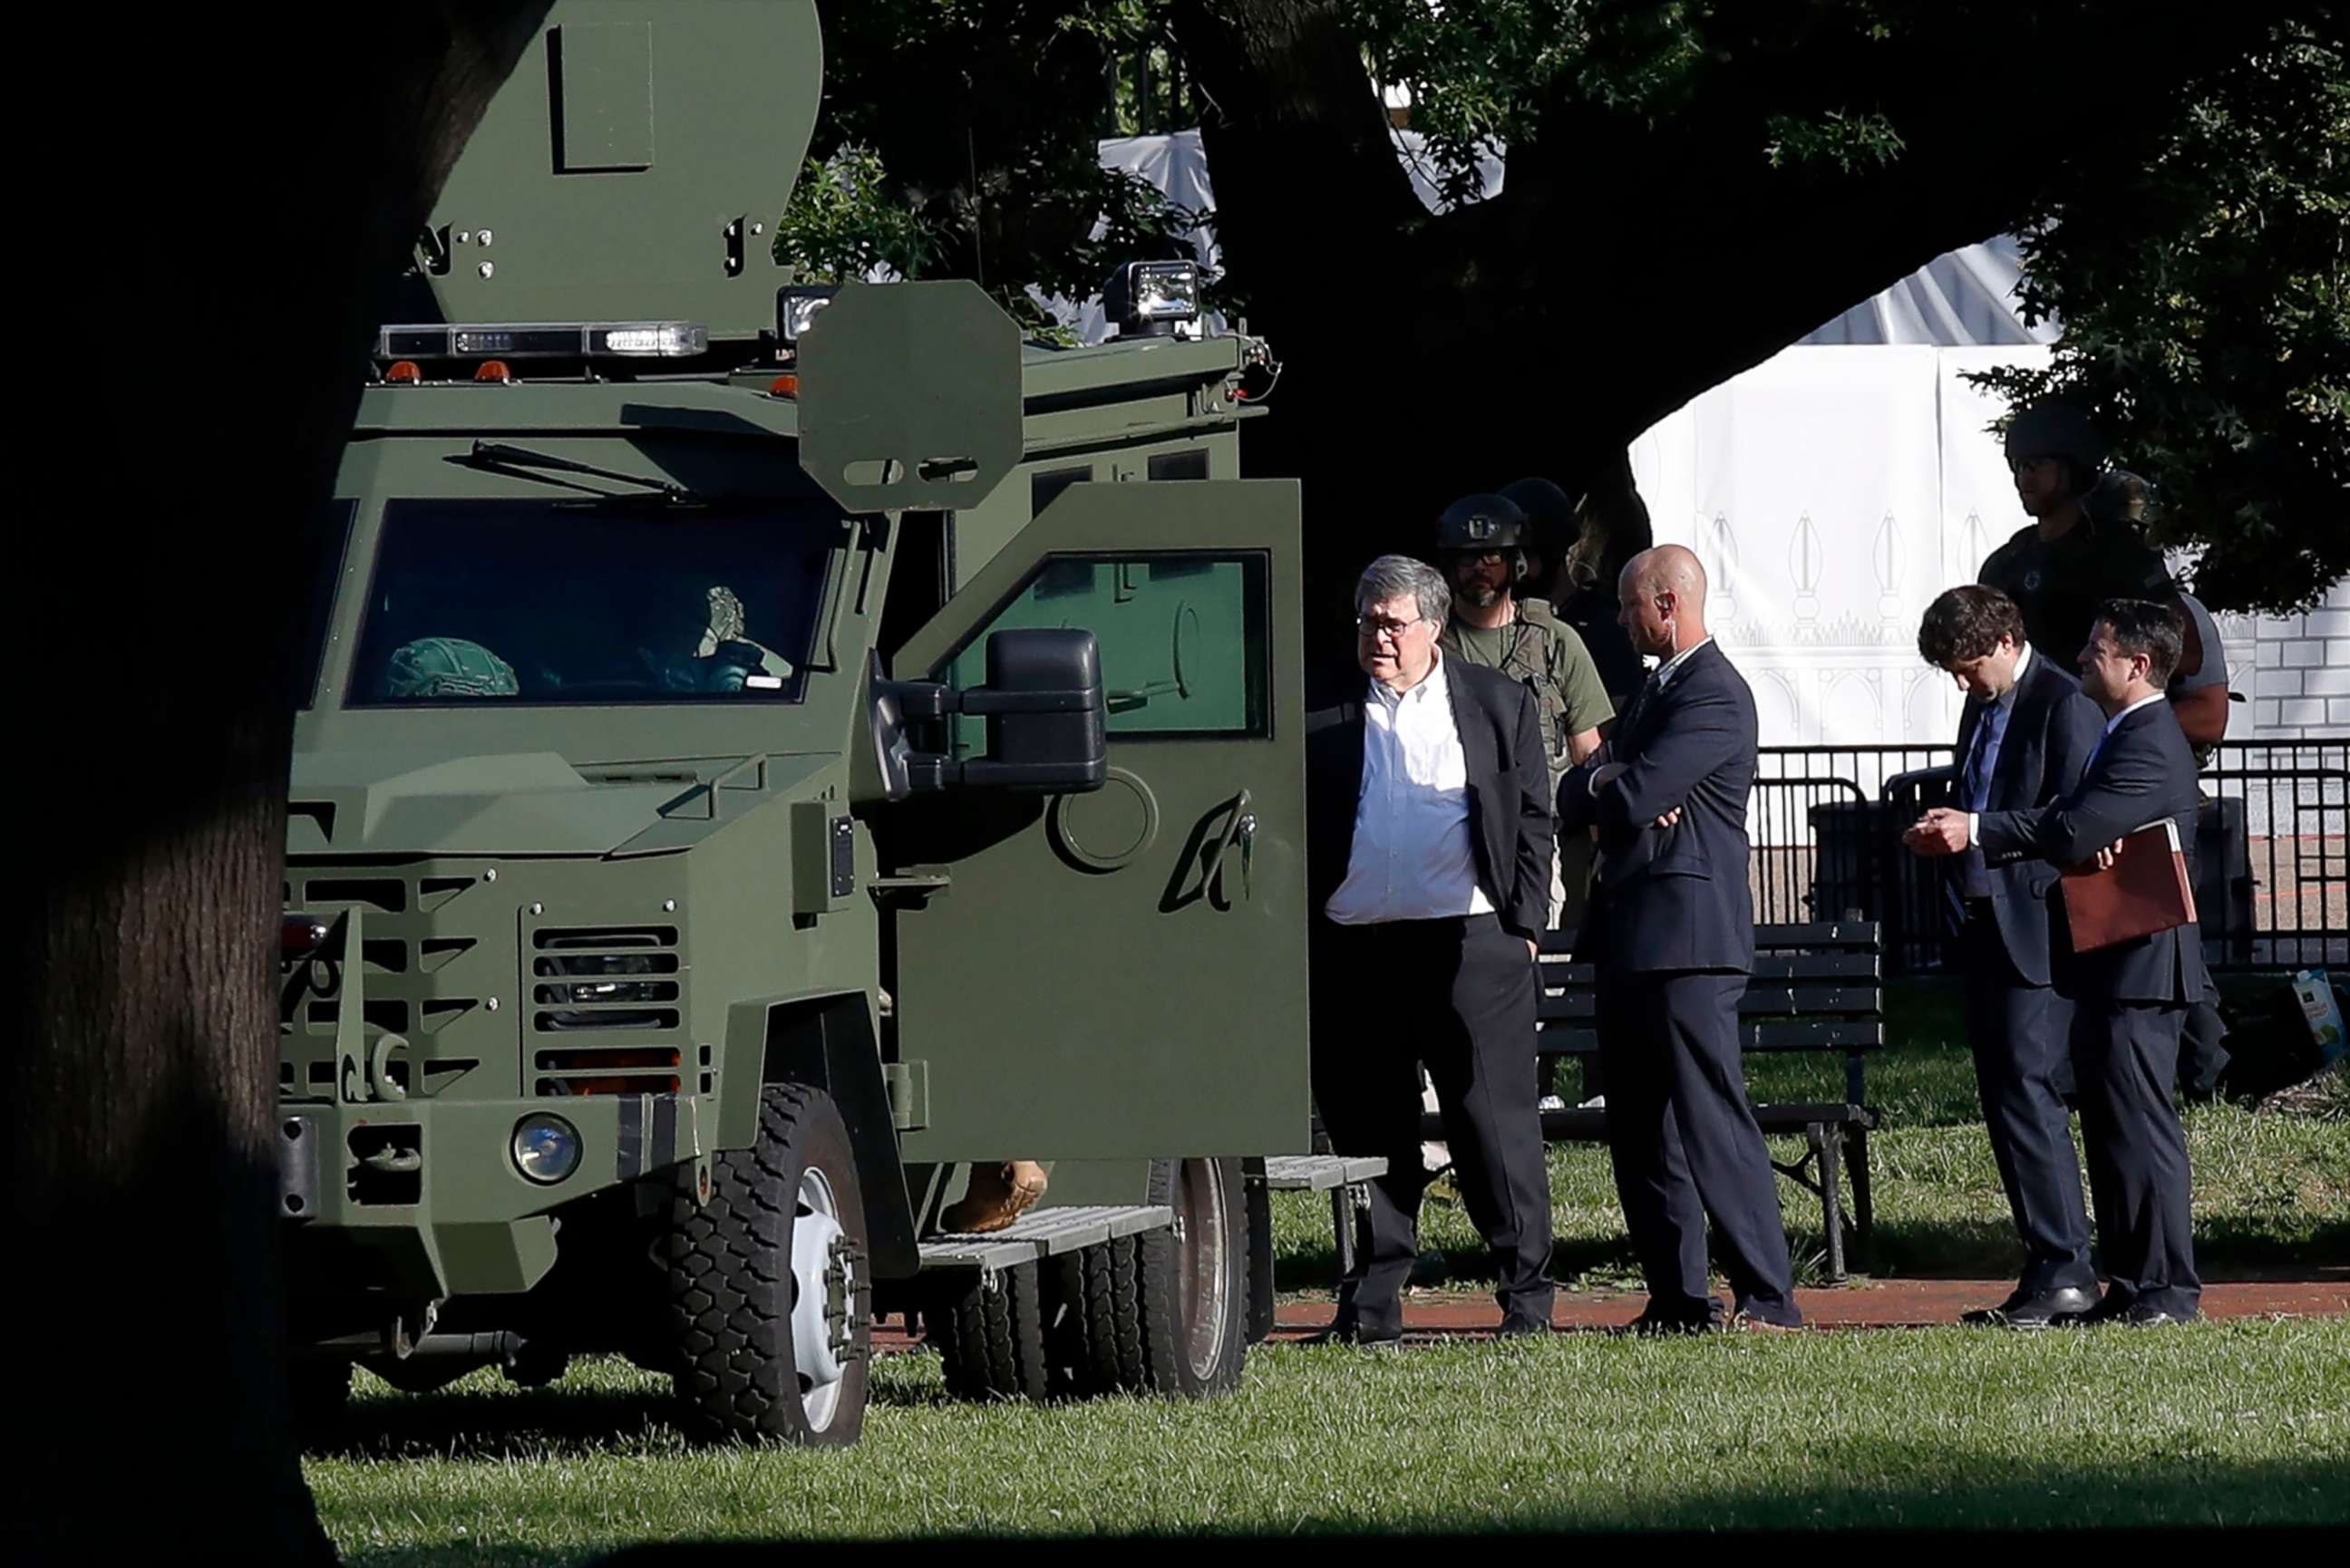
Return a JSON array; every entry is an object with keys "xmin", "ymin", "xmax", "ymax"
[{"xmin": 1746, "ymin": 740, "xmax": 2350, "ymax": 973}]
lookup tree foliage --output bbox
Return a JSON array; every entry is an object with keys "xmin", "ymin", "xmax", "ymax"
[
  {"xmin": 791, "ymin": 1, "xmax": 2344, "ymax": 612},
  {"xmin": 1966, "ymin": 18, "xmax": 2349, "ymax": 613},
  {"xmin": 781, "ymin": 1, "xmax": 1207, "ymax": 326}
]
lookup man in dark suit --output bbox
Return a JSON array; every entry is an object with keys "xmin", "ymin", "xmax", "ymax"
[
  {"xmin": 1911, "ymin": 597, "xmax": 2206, "ymax": 1325},
  {"xmin": 1904, "ymin": 586, "xmax": 2105, "ymax": 1326},
  {"xmin": 1557, "ymin": 544, "xmax": 1801, "ymax": 1332},
  {"xmin": 1305, "ymin": 554, "xmax": 1557, "ymax": 1347}
]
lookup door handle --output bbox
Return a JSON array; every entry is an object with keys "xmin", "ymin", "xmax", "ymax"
[{"xmin": 1204, "ymin": 789, "xmax": 1253, "ymax": 906}]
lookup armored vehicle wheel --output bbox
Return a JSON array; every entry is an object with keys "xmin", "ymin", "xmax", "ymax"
[
  {"xmin": 931, "ymin": 1261, "xmax": 1050, "ymax": 1402},
  {"xmin": 288, "ymin": 1360, "xmax": 351, "ymax": 1447},
  {"xmin": 1041, "ymin": 1159, "xmax": 1249, "ymax": 1399},
  {"xmin": 1139, "ymin": 1157, "xmax": 1249, "ymax": 1397},
  {"xmin": 1038, "ymin": 1235, "xmax": 1136, "ymax": 1397},
  {"xmin": 667, "ymin": 1083, "xmax": 871, "ymax": 1446}
]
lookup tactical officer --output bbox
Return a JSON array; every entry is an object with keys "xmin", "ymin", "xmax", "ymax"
[
  {"xmin": 1433, "ymin": 493, "xmax": 1614, "ymax": 925},
  {"xmin": 1979, "ymin": 400, "xmax": 2172, "ymax": 666},
  {"xmin": 1506, "ymin": 475, "xmax": 1649, "ymax": 713}
]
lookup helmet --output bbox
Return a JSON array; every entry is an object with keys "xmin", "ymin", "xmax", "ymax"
[
  {"xmin": 1500, "ymin": 477, "xmax": 1573, "ymax": 557},
  {"xmin": 1435, "ymin": 493, "xmax": 1529, "ymax": 555},
  {"xmin": 383, "ymin": 636, "xmax": 519, "ymax": 699},
  {"xmin": 2003, "ymin": 399, "xmax": 2108, "ymax": 469},
  {"xmin": 2087, "ymin": 469, "xmax": 2154, "ymax": 526}
]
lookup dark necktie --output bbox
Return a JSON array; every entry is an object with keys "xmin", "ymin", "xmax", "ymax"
[
  {"xmin": 1616, "ymin": 668, "xmax": 1664, "ymax": 752},
  {"xmin": 1962, "ymin": 702, "xmax": 2005, "ymax": 812}
]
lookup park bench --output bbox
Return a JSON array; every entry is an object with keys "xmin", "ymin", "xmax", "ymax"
[{"xmin": 1419, "ymin": 919, "xmax": 1887, "ymax": 1282}]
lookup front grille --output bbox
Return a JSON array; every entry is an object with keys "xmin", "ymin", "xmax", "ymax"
[
  {"xmin": 529, "ymin": 926, "xmax": 686, "ymax": 1096},
  {"xmin": 279, "ymin": 866, "xmax": 488, "ymax": 1102}
]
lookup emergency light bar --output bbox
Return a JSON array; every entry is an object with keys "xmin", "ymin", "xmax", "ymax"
[{"xmin": 372, "ymin": 321, "xmax": 710, "ymax": 360}]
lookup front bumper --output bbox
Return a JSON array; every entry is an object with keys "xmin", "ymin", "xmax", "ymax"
[{"xmin": 277, "ymin": 1092, "xmax": 702, "ymax": 1300}]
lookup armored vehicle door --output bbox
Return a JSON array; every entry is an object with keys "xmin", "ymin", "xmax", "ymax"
[{"xmin": 886, "ymin": 479, "xmax": 1308, "ymax": 1162}]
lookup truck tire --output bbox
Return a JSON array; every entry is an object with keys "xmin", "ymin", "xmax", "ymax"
[
  {"xmin": 667, "ymin": 1083, "xmax": 871, "ymax": 1446},
  {"xmin": 1041, "ymin": 1159, "xmax": 1250, "ymax": 1399},
  {"xmin": 1039, "ymin": 1234, "xmax": 1141, "ymax": 1397},
  {"xmin": 1136, "ymin": 1157, "xmax": 1248, "ymax": 1397},
  {"xmin": 930, "ymin": 1260, "xmax": 1050, "ymax": 1402}
]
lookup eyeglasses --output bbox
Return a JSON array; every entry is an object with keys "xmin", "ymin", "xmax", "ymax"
[{"xmin": 1355, "ymin": 615, "xmax": 1426, "ymax": 642}]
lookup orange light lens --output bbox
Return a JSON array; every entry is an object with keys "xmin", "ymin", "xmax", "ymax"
[
  {"xmin": 768, "ymin": 373, "xmax": 800, "ymax": 398},
  {"xmin": 384, "ymin": 361, "xmax": 422, "ymax": 383},
  {"xmin": 475, "ymin": 360, "xmax": 514, "ymax": 382}
]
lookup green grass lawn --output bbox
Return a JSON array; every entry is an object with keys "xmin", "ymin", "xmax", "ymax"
[
  {"xmin": 308, "ymin": 1006, "xmax": 2350, "ymax": 1563},
  {"xmin": 315, "ymin": 1321, "xmax": 2350, "ymax": 1563}
]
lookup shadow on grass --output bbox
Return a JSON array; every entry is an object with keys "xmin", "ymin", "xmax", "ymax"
[
  {"xmin": 307, "ymin": 1383, "xmax": 684, "ymax": 1463},
  {"xmin": 530, "ymin": 1458, "xmax": 2348, "ymax": 1560}
]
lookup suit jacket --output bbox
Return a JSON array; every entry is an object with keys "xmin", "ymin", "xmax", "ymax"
[
  {"xmin": 1305, "ymin": 658, "xmax": 1554, "ymax": 941},
  {"xmin": 1976, "ymin": 701, "xmax": 2209, "ymax": 1007},
  {"xmin": 1947, "ymin": 652, "xmax": 2105, "ymax": 986},
  {"xmin": 1555, "ymin": 640, "xmax": 1756, "ymax": 974}
]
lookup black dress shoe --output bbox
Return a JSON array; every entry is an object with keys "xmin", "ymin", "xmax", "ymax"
[
  {"xmin": 1625, "ymin": 1308, "xmax": 1715, "ymax": 1337},
  {"xmin": 1493, "ymin": 1315, "xmax": 1550, "ymax": 1340},
  {"xmin": 2122, "ymin": 1302, "xmax": 2194, "ymax": 1327},
  {"xmin": 1967, "ymin": 1285, "xmax": 2098, "ymax": 1329},
  {"xmin": 1301, "ymin": 1324, "xmax": 1403, "ymax": 1350}
]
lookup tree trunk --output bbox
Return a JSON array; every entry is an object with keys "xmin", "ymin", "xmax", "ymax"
[
  {"xmin": 19, "ymin": 5, "xmax": 551, "ymax": 1559},
  {"xmin": 1173, "ymin": 1, "xmax": 2284, "ymax": 679}
]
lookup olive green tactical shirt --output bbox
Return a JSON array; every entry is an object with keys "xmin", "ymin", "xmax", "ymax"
[{"xmin": 1440, "ymin": 597, "xmax": 1614, "ymax": 795}]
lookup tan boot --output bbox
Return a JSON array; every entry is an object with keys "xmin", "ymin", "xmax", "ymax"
[{"xmin": 940, "ymin": 1159, "xmax": 1050, "ymax": 1234}]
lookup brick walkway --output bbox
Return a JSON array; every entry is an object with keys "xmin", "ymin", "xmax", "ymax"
[
  {"xmin": 870, "ymin": 1273, "xmax": 2345, "ymax": 1352},
  {"xmin": 1270, "ymin": 1274, "xmax": 2350, "ymax": 1338}
]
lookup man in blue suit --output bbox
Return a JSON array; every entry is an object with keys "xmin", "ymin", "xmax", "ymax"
[
  {"xmin": 1558, "ymin": 545, "xmax": 1801, "ymax": 1332},
  {"xmin": 1906, "ymin": 586, "xmax": 2104, "ymax": 1326},
  {"xmin": 1911, "ymin": 598, "xmax": 2206, "ymax": 1325}
]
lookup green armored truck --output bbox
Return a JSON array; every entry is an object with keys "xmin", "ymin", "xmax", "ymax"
[{"xmin": 276, "ymin": 0, "xmax": 1323, "ymax": 1447}]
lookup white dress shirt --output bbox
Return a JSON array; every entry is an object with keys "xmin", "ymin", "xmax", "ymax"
[
  {"xmin": 1650, "ymin": 634, "xmax": 1714, "ymax": 692},
  {"xmin": 1325, "ymin": 653, "xmax": 1494, "ymax": 924}
]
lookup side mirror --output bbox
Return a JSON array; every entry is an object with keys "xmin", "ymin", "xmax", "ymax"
[{"xmin": 869, "ymin": 628, "xmax": 1107, "ymax": 799}]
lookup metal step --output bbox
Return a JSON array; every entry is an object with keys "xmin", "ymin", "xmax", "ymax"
[
  {"xmin": 1257, "ymin": 1154, "xmax": 1388, "ymax": 1192},
  {"xmin": 916, "ymin": 1203, "xmax": 1173, "ymax": 1273}
]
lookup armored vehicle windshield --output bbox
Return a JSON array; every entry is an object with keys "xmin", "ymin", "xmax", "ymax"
[{"xmin": 346, "ymin": 498, "xmax": 835, "ymax": 706}]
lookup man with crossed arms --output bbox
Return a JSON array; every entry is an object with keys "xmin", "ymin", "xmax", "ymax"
[{"xmin": 1557, "ymin": 545, "xmax": 1801, "ymax": 1332}]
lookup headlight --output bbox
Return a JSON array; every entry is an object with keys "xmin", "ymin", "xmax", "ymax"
[
  {"xmin": 776, "ymin": 285, "xmax": 839, "ymax": 345},
  {"xmin": 1103, "ymin": 259, "xmax": 1200, "ymax": 338},
  {"xmin": 511, "ymin": 1114, "xmax": 582, "ymax": 1185}
]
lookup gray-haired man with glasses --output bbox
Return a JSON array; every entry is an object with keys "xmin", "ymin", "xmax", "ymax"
[{"xmin": 1303, "ymin": 554, "xmax": 1558, "ymax": 1347}]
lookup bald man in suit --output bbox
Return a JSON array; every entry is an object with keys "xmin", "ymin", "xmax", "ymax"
[{"xmin": 1557, "ymin": 546, "xmax": 1801, "ymax": 1333}]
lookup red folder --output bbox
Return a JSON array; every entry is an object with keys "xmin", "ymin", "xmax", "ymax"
[{"xmin": 2060, "ymin": 819, "xmax": 2197, "ymax": 953}]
